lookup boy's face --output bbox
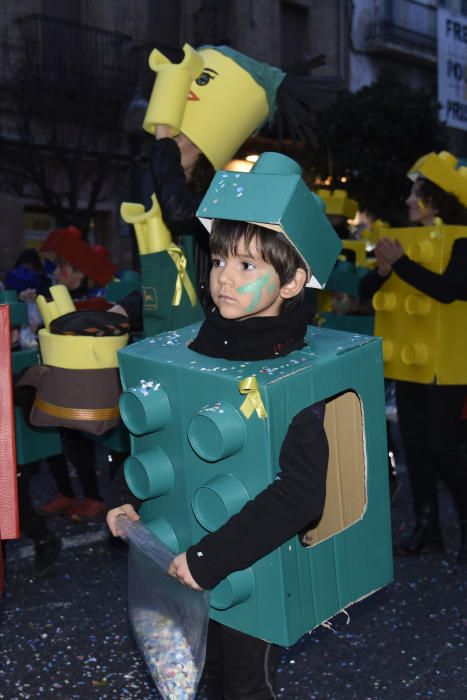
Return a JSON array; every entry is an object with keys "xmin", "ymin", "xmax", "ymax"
[
  {"xmin": 54, "ymin": 256, "xmax": 85, "ymax": 291},
  {"xmin": 210, "ymin": 236, "xmax": 284, "ymax": 321}
]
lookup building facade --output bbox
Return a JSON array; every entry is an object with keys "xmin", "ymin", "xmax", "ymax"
[{"xmin": 0, "ymin": 0, "xmax": 464, "ymax": 275}]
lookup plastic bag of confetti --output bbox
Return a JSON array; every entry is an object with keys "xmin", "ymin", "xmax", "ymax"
[{"xmin": 118, "ymin": 516, "xmax": 210, "ymax": 700}]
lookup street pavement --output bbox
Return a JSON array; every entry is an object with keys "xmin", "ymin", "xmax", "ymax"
[{"xmin": 1, "ymin": 447, "xmax": 466, "ymax": 700}]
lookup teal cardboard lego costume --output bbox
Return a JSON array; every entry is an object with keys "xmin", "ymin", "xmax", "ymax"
[{"xmin": 117, "ymin": 154, "xmax": 392, "ymax": 645}]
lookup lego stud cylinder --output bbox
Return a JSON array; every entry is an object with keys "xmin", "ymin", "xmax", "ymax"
[
  {"xmin": 143, "ymin": 44, "xmax": 204, "ymax": 135},
  {"xmin": 408, "ymin": 240, "xmax": 434, "ymax": 264},
  {"xmin": 401, "ymin": 343, "xmax": 428, "ymax": 366},
  {"xmin": 382, "ymin": 340, "xmax": 394, "ymax": 362},
  {"xmin": 119, "ymin": 383, "xmax": 171, "ymax": 435},
  {"xmin": 404, "ymin": 294, "xmax": 431, "ymax": 316},
  {"xmin": 211, "ymin": 568, "xmax": 256, "ymax": 610},
  {"xmin": 188, "ymin": 402, "xmax": 247, "ymax": 462},
  {"xmin": 373, "ymin": 292, "xmax": 397, "ymax": 312},
  {"xmin": 145, "ymin": 516, "xmax": 179, "ymax": 555},
  {"xmin": 192, "ymin": 474, "xmax": 249, "ymax": 532},
  {"xmin": 124, "ymin": 447, "xmax": 175, "ymax": 499}
]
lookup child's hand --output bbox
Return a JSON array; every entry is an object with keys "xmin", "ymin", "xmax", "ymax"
[
  {"xmin": 168, "ymin": 552, "xmax": 204, "ymax": 591},
  {"xmin": 376, "ymin": 238, "xmax": 404, "ymax": 265},
  {"xmin": 19, "ymin": 288, "xmax": 37, "ymax": 302},
  {"xmin": 106, "ymin": 504, "xmax": 140, "ymax": 537}
]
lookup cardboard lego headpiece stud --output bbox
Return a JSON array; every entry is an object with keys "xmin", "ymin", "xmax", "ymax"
[
  {"xmin": 197, "ymin": 152, "xmax": 342, "ymax": 289},
  {"xmin": 407, "ymin": 151, "xmax": 467, "ymax": 207},
  {"xmin": 143, "ymin": 43, "xmax": 285, "ymax": 170},
  {"xmin": 317, "ymin": 189, "xmax": 358, "ymax": 219},
  {"xmin": 41, "ymin": 226, "xmax": 117, "ymax": 287}
]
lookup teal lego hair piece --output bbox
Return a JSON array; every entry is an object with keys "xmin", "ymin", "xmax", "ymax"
[
  {"xmin": 197, "ymin": 152, "xmax": 343, "ymax": 289},
  {"xmin": 200, "ymin": 45, "xmax": 286, "ymax": 119}
]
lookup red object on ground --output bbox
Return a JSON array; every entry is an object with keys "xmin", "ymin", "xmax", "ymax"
[{"xmin": 0, "ymin": 305, "xmax": 20, "ymax": 595}]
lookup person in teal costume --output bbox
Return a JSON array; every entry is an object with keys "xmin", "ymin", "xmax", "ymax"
[{"xmin": 107, "ymin": 153, "xmax": 335, "ymax": 698}]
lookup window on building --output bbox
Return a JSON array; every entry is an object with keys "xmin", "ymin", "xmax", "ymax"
[{"xmin": 280, "ymin": 1, "xmax": 310, "ymax": 71}]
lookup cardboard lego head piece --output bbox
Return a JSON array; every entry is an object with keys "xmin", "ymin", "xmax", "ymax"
[
  {"xmin": 407, "ymin": 151, "xmax": 467, "ymax": 207},
  {"xmin": 41, "ymin": 226, "xmax": 117, "ymax": 287},
  {"xmin": 197, "ymin": 152, "xmax": 342, "ymax": 289},
  {"xmin": 143, "ymin": 43, "xmax": 285, "ymax": 170}
]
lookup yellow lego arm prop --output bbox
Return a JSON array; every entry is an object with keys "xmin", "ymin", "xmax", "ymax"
[
  {"xmin": 121, "ymin": 194, "xmax": 197, "ymax": 308},
  {"xmin": 143, "ymin": 43, "xmax": 205, "ymax": 136},
  {"xmin": 36, "ymin": 285, "xmax": 76, "ymax": 330},
  {"xmin": 121, "ymin": 194, "xmax": 172, "ymax": 255}
]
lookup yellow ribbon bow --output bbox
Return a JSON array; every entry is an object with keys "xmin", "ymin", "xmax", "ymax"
[
  {"xmin": 238, "ymin": 376, "xmax": 268, "ymax": 419},
  {"xmin": 167, "ymin": 244, "xmax": 197, "ymax": 307}
]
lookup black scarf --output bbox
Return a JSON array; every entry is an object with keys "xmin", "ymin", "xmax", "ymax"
[{"xmin": 189, "ymin": 303, "xmax": 309, "ymax": 361}]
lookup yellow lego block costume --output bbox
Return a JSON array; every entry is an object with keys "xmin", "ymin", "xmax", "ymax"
[{"xmin": 373, "ymin": 222, "xmax": 467, "ymax": 384}]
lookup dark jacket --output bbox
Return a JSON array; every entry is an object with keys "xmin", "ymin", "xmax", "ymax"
[{"xmin": 359, "ymin": 238, "xmax": 467, "ymax": 304}]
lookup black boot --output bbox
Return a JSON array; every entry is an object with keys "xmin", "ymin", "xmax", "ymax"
[
  {"xmin": 34, "ymin": 533, "xmax": 61, "ymax": 577},
  {"xmin": 393, "ymin": 504, "xmax": 444, "ymax": 556},
  {"xmin": 458, "ymin": 521, "xmax": 467, "ymax": 563}
]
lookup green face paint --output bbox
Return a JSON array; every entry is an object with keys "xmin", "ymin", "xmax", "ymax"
[
  {"xmin": 268, "ymin": 281, "xmax": 277, "ymax": 294},
  {"xmin": 237, "ymin": 274, "xmax": 271, "ymax": 312}
]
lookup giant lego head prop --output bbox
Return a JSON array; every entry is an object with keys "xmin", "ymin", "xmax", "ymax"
[
  {"xmin": 41, "ymin": 226, "xmax": 117, "ymax": 287},
  {"xmin": 197, "ymin": 152, "xmax": 342, "ymax": 289},
  {"xmin": 143, "ymin": 44, "xmax": 285, "ymax": 170},
  {"xmin": 407, "ymin": 151, "xmax": 467, "ymax": 207}
]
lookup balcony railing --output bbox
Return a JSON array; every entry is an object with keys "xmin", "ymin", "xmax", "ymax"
[
  {"xmin": 366, "ymin": 0, "xmax": 437, "ymax": 56},
  {"xmin": 15, "ymin": 14, "xmax": 135, "ymax": 91}
]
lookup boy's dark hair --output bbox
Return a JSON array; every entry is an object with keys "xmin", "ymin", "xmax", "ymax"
[
  {"xmin": 210, "ymin": 219, "xmax": 306, "ymax": 313},
  {"xmin": 418, "ymin": 178, "xmax": 467, "ymax": 225}
]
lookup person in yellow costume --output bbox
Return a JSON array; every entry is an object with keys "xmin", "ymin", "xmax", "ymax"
[
  {"xmin": 114, "ymin": 44, "xmax": 319, "ymax": 336},
  {"xmin": 359, "ymin": 151, "xmax": 467, "ymax": 561}
]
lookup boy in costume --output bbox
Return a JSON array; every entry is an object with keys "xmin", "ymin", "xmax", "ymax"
[{"xmin": 108, "ymin": 153, "xmax": 392, "ymax": 698}]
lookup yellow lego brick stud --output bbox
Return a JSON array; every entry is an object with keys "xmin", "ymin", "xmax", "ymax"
[
  {"xmin": 143, "ymin": 44, "xmax": 281, "ymax": 170},
  {"xmin": 317, "ymin": 189, "xmax": 358, "ymax": 219},
  {"xmin": 373, "ymin": 221, "xmax": 467, "ymax": 384},
  {"xmin": 408, "ymin": 151, "xmax": 467, "ymax": 206},
  {"xmin": 35, "ymin": 285, "xmax": 128, "ymax": 370}
]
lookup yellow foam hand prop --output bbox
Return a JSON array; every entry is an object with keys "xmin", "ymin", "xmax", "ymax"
[{"xmin": 143, "ymin": 43, "xmax": 204, "ymax": 135}]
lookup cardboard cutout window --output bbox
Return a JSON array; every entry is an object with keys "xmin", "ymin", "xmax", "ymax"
[{"xmin": 301, "ymin": 390, "xmax": 367, "ymax": 547}]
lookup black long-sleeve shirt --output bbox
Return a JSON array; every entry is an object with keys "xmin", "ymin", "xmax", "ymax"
[
  {"xmin": 359, "ymin": 238, "xmax": 467, "ymax": 304},
  {"xmin": 186, "ymin": 402, "xmax": 328, "ymax": 590}
]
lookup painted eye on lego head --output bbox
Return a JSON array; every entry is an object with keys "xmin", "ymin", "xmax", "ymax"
[{"xmin": 195, "ymin": 67, "xmax": 218, "ymax": 86}]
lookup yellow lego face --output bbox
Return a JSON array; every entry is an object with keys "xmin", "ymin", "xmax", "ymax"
[
  {"xmin": 181, "ymin": 49, "xmax": 269, "ymax": 169},
  {"xmin": 144, "ymin": 45, "xmax": 269, "ymax": 170}
]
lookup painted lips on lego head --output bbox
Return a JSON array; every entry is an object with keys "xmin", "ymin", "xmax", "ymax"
[{"xmin": 143, "ymin": 44, "xmax": 285, "ymax": 170}]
